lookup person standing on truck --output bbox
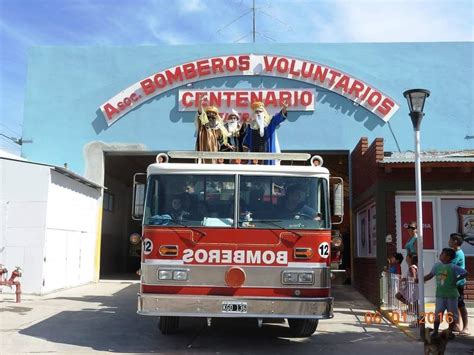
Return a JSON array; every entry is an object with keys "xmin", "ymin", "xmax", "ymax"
[
  {"xmin": 242, "ymin": 100, "xmax": 288, "ymax": 165},
  {"xmin": 221, "ymin": 109, "xmax": 247, "ymax": 153},
  {"xmin": 195, "ymin": 95, "xmax": 229, "ymax": 163}
]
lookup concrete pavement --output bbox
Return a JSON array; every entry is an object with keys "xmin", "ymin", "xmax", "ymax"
[{"xmin": 0, "ymin": 281, "xmax": 471, "ymax": 354}]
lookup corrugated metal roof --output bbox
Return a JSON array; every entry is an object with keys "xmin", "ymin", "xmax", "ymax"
[
  {"xmin": 1, "ymin": 154, "xmax": 104, "ymax": 189},
  {"xmin": 382, "ymin": 150, "xmax": 474, "ymax": 164}
]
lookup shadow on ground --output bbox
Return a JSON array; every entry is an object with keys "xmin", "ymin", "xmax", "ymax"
[{"xmin": 18, "ymin": 284, "xmax": 422, "ymax": 354}]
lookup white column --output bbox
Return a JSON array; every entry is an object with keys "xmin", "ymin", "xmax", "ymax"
[{"xmin": 414, "ymin": 129, "xmax": 425, "ymax": 330}]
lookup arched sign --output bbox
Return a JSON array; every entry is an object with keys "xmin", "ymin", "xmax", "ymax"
[{"xmin": 100, "ymin": 54, "xmax": 399, "ymax": 126}]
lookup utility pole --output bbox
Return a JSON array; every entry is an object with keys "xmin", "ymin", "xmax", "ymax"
[{"xmin": 252, "ymin": 0, "xmax": 256, "ymax": 43}]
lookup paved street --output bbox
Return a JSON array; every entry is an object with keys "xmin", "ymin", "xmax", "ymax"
[{"xmin": 1, "ymin": 282, "xmax": 473, "ymax": 354}]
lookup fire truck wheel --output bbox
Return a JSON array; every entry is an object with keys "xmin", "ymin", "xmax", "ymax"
[
  {"xmin": 158, "ymin": 316, "xmax": 180, "ymax": 335},
  {"xmin": 287, "ymin": 318, "xmax": 319, "ymax": 337}
]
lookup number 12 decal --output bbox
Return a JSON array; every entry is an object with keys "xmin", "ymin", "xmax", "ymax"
[
  {"xmin": 143, "ymin": 238, "xmax": 153, "ymax": 255},
  {"xmin": 318, "ymin": 242, "xmax": 329, "ymax": 258}
]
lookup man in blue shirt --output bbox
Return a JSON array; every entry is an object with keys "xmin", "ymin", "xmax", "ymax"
[{"xmin": 449, "ymin": 233, "xmax": 469, "ymax": 335}]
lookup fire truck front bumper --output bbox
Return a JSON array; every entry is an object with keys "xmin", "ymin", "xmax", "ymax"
[{"xmin": 137, "ymin": 293, "xmax": 333, "ymax": 319}]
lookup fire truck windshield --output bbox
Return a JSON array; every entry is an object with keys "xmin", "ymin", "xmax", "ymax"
[{"xmin": 143, "ymin": 174, "xmax": 329, "ymax": 229}]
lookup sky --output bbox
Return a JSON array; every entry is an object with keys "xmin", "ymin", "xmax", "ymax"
[{"xmin": 0, "ymin": 0, "xmax": 473, "ymax": 156}]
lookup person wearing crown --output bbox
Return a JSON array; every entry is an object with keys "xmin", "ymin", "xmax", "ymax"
[
  {"xmin": 243, "ymin": 100, "xmax": 288, "ymax": 165},
  {"xmin": 195, "ymin": 95, "xmax": 228, "ymax": 163},
  {"xmin": 221, "ymin": 109, "xmax": 247, "ymax": 153}
]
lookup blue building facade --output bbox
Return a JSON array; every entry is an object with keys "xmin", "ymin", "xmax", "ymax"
[{"xmin": 22, "ymin": 42, "xmax": 473, "ymax": 177}]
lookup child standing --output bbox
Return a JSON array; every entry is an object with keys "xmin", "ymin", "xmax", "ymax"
[
  {"xmin": 388, "ymin": 252, "xmax": 403, "ymax": 275},
  {"xmin": 422, "ymin": 248, "xmax": 468, "ymax": 337},
  {"xmin": 395, "ymin": 254, "xmax": 418, "ymax": 310},
  {"xmin": 449, "ymin": 233, "xmax": 469, "ymax": 335}
]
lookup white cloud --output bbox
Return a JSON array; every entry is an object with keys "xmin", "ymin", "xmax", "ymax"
[{"xmin": 177, "ymin": 0, "xmax": 206, "ymax": 13}]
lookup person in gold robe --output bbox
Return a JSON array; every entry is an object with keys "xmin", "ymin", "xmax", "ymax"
[{"xmin": 195, "ymin": 95, "xmax": 228, "ymax": 163}]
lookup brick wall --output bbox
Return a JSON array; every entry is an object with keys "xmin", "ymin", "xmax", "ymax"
[
  {"xmin": 353, "ymin": 257, "xmax": 379, "ymax": 305},
  {"xmin": 351, "ymin": 138, "xmax": 383, "ymax": 305},
  {"xmin": 351, "ymin": 137, "xmax": 384, "ymax": 197}
]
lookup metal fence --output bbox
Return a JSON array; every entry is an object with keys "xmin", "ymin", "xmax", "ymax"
[{"xmin": 380, "ymin": 272, "xmax": 418, "ymax": 326}]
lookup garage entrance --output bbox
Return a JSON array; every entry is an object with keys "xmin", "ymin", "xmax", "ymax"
[
  {"xmin": 99, "ymin": 152, "xmax": 156, "ymax": 279},
  {"xmin": 99, "ymin": 150, "xmax": 350, "ymax": 280}
]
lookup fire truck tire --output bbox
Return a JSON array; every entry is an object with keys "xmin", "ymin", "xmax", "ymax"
[
  {"xmin": 158, "ymin": 316, "xmax": 180, "ymax": 334},
  {"xmin": 287, "ymin": 319, "xmax": 319, "ymax": 337}
]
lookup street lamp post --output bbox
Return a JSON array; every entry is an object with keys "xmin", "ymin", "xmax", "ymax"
[{"xmin": 403, "ymin": 88, "xmax": 430, "ymax": 340}]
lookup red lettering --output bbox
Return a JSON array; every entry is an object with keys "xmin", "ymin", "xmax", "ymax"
[
  {"xmin": 236, "ymin": 91, "xmax": 248, "ymax": 107},
  {"xmin": 238, "ymin": 55, "xmax": 250, "ymax": 71},
  {"xmin": 367, "ymin": 92, "xmax": 382, "ymax": 107},
  {"xmin": 153, "ymin": 73, "xmax": 167, "ymax": 89},
  {"xmin": 140, "ymin": 78, "xmax": 156, "ymax": 95},
  {"xmin": 301, "ymin": 91, "xmax": 312, "ymax": 106},
  {"xmin": 313, "ymin": 66, "xmax": 328, "ymax": 83},
  {"xmin": 360, "ymin": 87, "xmax": 372, "ymax": 101},
  {"xmin": 196, "ymin": 60, "xmax": 211, "ymax": 76},
  {"xmin": 264, "ymin": 91, "xmax": 277, "ymax": 107},
  {"xmin": 181, "ymin": 92, "xmax": 193, "ymax": 108},
  {"xmin": 211, "ymin": 57, "xmax": 224, "ymax": 74},
  {"xmin": 195, "ymin": 92, "xmax": 206, "ymax": 107},
  {"xmin": 327, "ymin": 70, "xmax": 341, "ymax": 86},
  {"xmin": 377, "ymin": 98, "xmax": 395, "ymax": 116},
  {"xmin": 263, "ymin": 56, "xmax": 277, "ymax": 72},
  {"xmin": 334, "ymin": 75, "xmax": 350, "ymax": 93},
  {"xmin": 165, "ymin": 67, "xmax": 183, "ymax": 85},
  {"xmin": 117, "ymin": 102, "xmax": 125, "ymax": 110},
  {"xmin": 279, "ymin": 91, "xmax": 292, "ymax": 106},
  {"xmin": 301, "ymin": 62, "xmax": 314, "ymax": 78},
  {"xmin": 222, "ymin": 92, "xmax": 233, "ymax": 106},
  {"xmin": 123, "ymin": 97, "xmax": 131, "ymax": 106},
  {"xmin": 226, "ymin": 56, "xmax": 238, "ymax": 72},
  {"xmin": 250, "ymin": 91, "xmax": 263, "ymax": 104},
  {"xmin": 183, "ymin": 63, "xmax": 197, "ymax": 80},
  {"xmin": 276, "ymin": 58, "xmax": 289, "ymax": 74},
  {"xmin": 348, "ymin": 80, "xmax": 365, "ymax": 98},
  {"xmin": 209, "ymin": 91, "xmax": 222, "ymax": 107},
  {"xmin": 103, "ymin": 103, "xmax": 120, "ymax": 120},
  {"xmin": 288, "ymin": 59, "xmax": 300, "ymax": 76},
  {"xmin": 130, "ymin": 93, "xmax": 139, "ymax": 102}
]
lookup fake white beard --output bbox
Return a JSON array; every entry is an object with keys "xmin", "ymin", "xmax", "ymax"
[
  {"xmin": 227, "ymin": 120, "xmax": 239, "ymax": 134},
  {"xmin": 254, "ymin": 113, "xmax": 265, "ymax": 137}
]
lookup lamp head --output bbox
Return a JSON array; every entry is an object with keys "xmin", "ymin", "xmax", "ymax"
[{"xmin": 403, "ymin": 89, "xmax": 430, "ymax": 130}]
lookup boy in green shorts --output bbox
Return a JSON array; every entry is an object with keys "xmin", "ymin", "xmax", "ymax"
[{"xmin": 423, "ymin": 248, "xmax": 468, "ymax": 337}]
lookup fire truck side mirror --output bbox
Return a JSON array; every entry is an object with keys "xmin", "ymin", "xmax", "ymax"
[
  {"xmin": 331, "ymin": 177, "xmax": 344, "ymax": 225},
  {"xmin": 132, "ymin": 173, "xmax": 147, "ymax": 221}
]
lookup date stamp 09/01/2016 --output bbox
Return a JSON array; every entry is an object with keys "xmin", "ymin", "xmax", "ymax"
[{"xmin": 364, "ymin": 311, "xmax": 454, "ymax": 325}]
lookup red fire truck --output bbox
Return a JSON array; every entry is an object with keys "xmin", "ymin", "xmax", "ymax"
[{"xmin": 132, "ymin": 151, "xmax": 344, "ymax": 337}]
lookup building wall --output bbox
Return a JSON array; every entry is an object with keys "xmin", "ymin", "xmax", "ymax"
[
  {"xmin": 42, "ymin": 170, "xmax": 100, "ymax": 293},
  {"xmin": 351, "ymin": 138, "xmax": 474, "ymax": 304},
  {"xmin": 0, "ymin": 159, "xmax": 101, "ymax": 294},
  {"xmin": 21, "ymin": 43, "xmax": 473, "ymax": 179},
  {"xmin": 0, "ymin": 159, "xmax": 50, "ymax": 293}
]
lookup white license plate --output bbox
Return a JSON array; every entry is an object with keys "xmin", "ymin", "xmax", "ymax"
[{"xmin": 221, "ymin": 301, "xmax": 248, "ymax": 313}]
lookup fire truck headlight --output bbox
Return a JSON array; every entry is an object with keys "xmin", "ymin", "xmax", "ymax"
[
  {"xmin": 298, "ymin": 272, "xmax": 313, "ymax": 283},
  {"xmin": 173, "ymin": 270, "xmax": 188, "ymax": 281},
  {"xmin": 282, "ymin": 272, "xmax": 299, "ymax": 284},
  {"xmin": 282, "ymin": 271, "xmax": 314, "ymax": 285},
  {"xmin": 158, "ymin": 270, "xmax": 173, "ymax": 280}
]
